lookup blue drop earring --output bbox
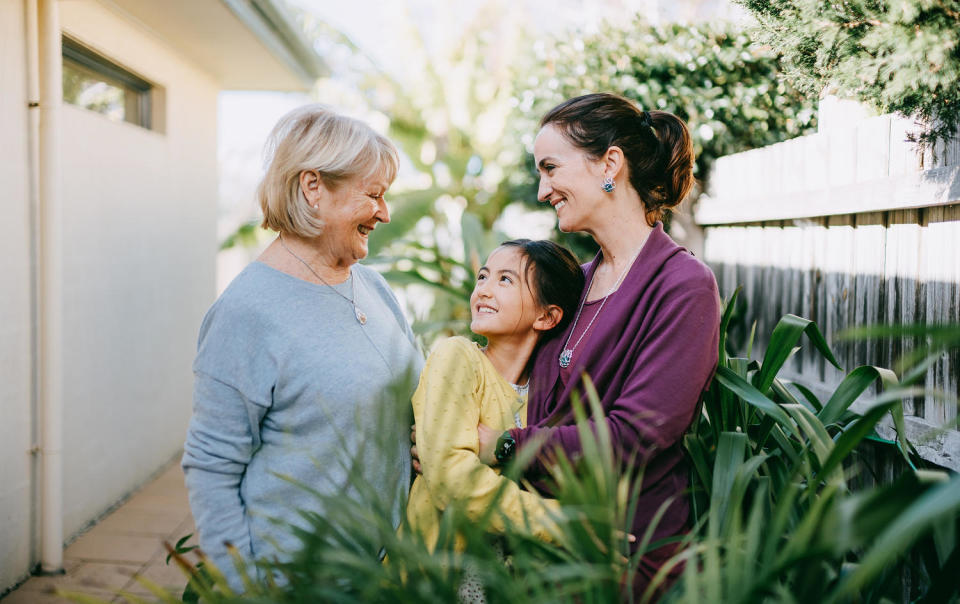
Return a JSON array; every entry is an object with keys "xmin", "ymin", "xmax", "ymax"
[{"xmin": 601, "ymin": 176, "xmax": 616, "ymax": 193}]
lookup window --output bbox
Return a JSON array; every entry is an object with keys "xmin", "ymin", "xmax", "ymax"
[{"xmin": 62, "ymin": 36, "xmax": 156, "ymax": 130}]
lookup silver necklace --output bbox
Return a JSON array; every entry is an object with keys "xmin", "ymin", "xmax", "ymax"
[
  {"xmin": 278, "ymin": 235, "xmax": 367, "ymax": 325},
  {"xmin": 558, "ymin": 236, "xmax": 649, "ymax": 368}
]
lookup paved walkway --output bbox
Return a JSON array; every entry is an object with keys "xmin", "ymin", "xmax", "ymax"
[{"xmin": 2, "ymin": 460, "xmax": 196, "ymax": 603}]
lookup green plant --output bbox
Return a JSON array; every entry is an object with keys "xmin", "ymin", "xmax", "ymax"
[
  {"xmin": 165, "ymin": 534, "xmax": 207, "ymax": 603},
  {"xmin": 737, "ymin": 0, "xmax": 960, "ymax": 144},
  {"xmin": 673, "ymin": 289, "xmax": 960, "ymax": 602}
]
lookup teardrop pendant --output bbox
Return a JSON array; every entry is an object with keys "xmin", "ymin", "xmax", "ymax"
[
  {"xmin": 558, "ymin": 349, "xmax": 573, "ymax": 368},
  {"xmin": 355, "ymin": 307, "xmax": 367, "ymax": 325}
]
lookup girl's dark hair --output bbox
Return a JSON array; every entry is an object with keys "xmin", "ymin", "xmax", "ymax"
[
  {"xmin": 499, "ymin": 239, "xmax": 584, "ymax": 337},
  {"xmin": 540, "ymin": 92, "xmax": 695, "ymax": 226}
]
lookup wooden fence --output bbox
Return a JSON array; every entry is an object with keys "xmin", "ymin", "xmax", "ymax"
[{"xmin": 696, "ymin": 111, "xmax": 960, "ymax": 471}]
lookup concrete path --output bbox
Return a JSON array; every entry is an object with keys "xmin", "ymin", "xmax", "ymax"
[{"xmin": 1, "ymin": 460, "xmax": 196, "ymax": 603}]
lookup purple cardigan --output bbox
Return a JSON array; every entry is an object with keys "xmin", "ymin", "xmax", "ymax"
[{"xmin": 513, "ymin": 223, "xmax": 720, "ymax": 583}]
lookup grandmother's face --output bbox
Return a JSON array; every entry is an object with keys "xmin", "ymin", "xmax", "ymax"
[{"xmin": 308, "ymin": 173, "xmax": 391, "ymax": 264}]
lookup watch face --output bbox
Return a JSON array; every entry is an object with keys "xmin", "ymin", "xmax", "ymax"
[{"xmin": 496, "ymin": 432, "xmax": 516, "ymax": 463}]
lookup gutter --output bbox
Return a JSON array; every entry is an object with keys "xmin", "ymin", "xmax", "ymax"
[
  {"xmin": 24, "ymin": 0, "xmax": 42, "ymax": 567},
  {"xmin": 35, "ymin": 0, "xmax": 65, "ymax": 574},
  {"xmin": 221, "ymin": 0, "xmax": 328, "ymax": 88}
]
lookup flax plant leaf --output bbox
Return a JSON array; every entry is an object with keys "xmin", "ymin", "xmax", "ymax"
[
  {"xmin": 715, "ymin": 366, "xmax": 795, "ymax": 431},
  {"xmin": 818, "ymin": 365, "xmax": 899, "ymax": 426},
  {"xmin": 755, "ymin": 314, "xmax": 842, "ymax": 395}
]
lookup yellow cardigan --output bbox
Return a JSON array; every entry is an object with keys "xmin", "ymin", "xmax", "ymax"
[{"xmin": 406, "ymin": 336, "xmax": 559, "ymax": 551}]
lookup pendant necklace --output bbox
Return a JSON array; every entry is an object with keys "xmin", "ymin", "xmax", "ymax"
[
  {"xmin": 558, "ymin": 234, "xmax": 650, "ymax": 368},
  {"xmin": 278, "ymin": 235, "xmax": 367, "ymax": 325}
]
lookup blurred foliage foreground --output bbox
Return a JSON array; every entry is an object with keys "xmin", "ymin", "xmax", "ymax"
[{"xmin": 63, "ymin": 296, "xmax": 960, "ymax": 603}]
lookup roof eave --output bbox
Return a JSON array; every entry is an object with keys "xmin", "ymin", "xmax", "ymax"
[{"xmin": 221, "ymin": 0, "xmax": 328, "ymax": 89}]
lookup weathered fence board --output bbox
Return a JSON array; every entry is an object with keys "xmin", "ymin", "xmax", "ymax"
[{"xmin": 698, "ymin": 112, "xmax": 960, "ymax": 471}]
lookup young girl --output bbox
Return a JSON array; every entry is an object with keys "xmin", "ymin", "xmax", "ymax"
[{"xmin": 406, "ymin": 239, "xmax": 584, "ymax": 551}]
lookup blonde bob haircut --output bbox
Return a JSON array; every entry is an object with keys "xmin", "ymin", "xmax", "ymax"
[{"xmin": 257, "ymin": 104, "xmax": 399, "ymax": 237}]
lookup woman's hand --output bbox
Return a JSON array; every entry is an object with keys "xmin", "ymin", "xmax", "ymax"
[
  {"xmin": 410, "ymin": 424, "xmax": 421, "ymax": 475},
  {"xmin": 478, "ymin": 423, "xmax": 500, "ymax": 465}
]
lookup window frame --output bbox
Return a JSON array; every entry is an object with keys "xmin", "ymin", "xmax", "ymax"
[{"xmin": 61, "ymin": 36, "xmax": 154, "ymax": 130}]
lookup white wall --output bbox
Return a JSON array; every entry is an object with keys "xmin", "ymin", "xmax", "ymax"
[
  {"xmin": 0, "ymin": 0, "xmax": 39, "ymax": 591},
  {"xmin": 57, "ymin": 0, "xmax": 218, "ymax": 537},
  {"xmin": 0, "ymin": 0, "xmax": 237, "ymax": 591}
]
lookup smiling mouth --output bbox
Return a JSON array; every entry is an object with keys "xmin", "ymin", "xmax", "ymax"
[
  {"xmin": 358, "ymin": 225, "xmax": 372, "ymax": 236},
  {"xmin": 476, "ymin": 304, "xmax": 497, "ymax": 314},
  {"xmin": 553, "ymin": 200, "xmax": 566, "ymax": 210}
]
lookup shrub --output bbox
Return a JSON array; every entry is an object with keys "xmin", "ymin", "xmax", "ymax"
[
  {"xmin": 508, "ymin": 17, "xmax": 817, "ymax": 256},
  {"xmin": 675, "ymin": 290, "xmax": 960, "ymax": 602},
  {"xmin": 511, "ymin": 18, "xmax": 817, "ymax": 185}
]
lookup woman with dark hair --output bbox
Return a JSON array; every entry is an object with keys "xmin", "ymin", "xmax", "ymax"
[
  {"xmin": 406, "ymin": 239, "xmax": 584, "ymax": 558},
  {"xmin": 477, "ymin": 93, "xmax": 721, "ymax": 595}
]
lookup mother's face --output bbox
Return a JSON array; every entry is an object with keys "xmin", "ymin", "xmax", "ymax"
[
  {"xmin": 533, "ymin": 124, "xmax": 605, "ymax": 233},
  {"xmin": 302, "ymin": 171, "xmax": 391, "ymax": 264}
]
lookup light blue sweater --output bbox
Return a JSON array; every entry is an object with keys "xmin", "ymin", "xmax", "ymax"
[{"xmin": 182, "ymin": 261, "xmax": 422, "ymax": 591}]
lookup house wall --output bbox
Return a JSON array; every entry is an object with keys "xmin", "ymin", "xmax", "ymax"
[
  {"xmin": 0, "ymin": 0, "xmax": 39, "ymax": 590},
  {"xmin": 57, "ymin": 0, "xmax": 218, "ymax": 536},
  {"xmin": 0, "ymin": 0, "xmax": 219, "ymax": 590}
]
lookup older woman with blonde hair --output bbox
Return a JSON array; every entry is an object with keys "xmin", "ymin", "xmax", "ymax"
[{"xmin": 182, "ymin": 105, "xmax": 422, "ymax": 591}]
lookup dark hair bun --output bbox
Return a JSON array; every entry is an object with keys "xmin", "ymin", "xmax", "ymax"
[{"xmin": 540, "ymin": 93, "xmax": 695, "ymax": 225}]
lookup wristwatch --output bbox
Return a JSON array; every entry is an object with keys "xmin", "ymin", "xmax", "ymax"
[{"xmin": 494, "ymin": 430, "xmax": 516, "ymax": 464}]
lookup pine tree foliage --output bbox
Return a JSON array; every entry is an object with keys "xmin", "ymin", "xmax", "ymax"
[{"xmin": 737, "ymin": 0, "xmax": 960, "ymax": 142}]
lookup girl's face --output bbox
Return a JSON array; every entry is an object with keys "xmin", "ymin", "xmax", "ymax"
[
  {"xmin": 470, "ymin": 247, "xmax": 543, "ymax": 339},
  {"xmin": 533, "ymin": 124, "xmax": 606, "ymax": 233}
]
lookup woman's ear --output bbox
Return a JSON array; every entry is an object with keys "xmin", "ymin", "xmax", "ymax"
[
  {"xmin": 533, "ymin": 305, "xmax": 563, "ymax": 333},
  {"xmin": 299, "ymin": 170, "xmax": 327, "ymax": 209},
  {"xmin": 602, "ymin": 145, "xmax": 626, "ymax": 181}
]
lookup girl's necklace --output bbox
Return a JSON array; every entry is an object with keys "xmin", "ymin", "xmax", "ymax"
[
  {"xmin": 510, "ymin": 382, "xmax": 529, "ymax": 397},
  {"xmin": 558, "ymin": 235, "xmax": 649, "ymax": 368},
  {"xmin": 278, "ymin": 235, "xmax": 367, "ymax": 325}
]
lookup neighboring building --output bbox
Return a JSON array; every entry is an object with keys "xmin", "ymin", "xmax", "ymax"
[{"xmin": 0, "ymin": 0, "xmax": 323, "ymax": 593}]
